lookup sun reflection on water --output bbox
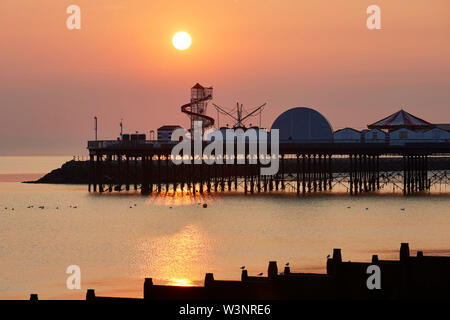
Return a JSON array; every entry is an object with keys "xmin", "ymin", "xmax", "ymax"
[
  {"xmin": 145, "ymin": 187, "xmax": 215, "ymax": 207},
  {"xmin": 137, "ymin": 224, "xmax": 214, "ymax": 286}
]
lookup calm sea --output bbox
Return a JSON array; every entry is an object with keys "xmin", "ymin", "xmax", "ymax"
[{"xmin": 0, "ymin": 156, "xmax": 449, "ymax": 299}]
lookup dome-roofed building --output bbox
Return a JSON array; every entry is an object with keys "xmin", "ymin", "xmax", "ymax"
[
  {"xmin": 271, "ymin": 107, "xmax": 333, "ymax": 143},
  {"xmin": 368, "ymin": 109, "xmax": 433, "ymax": 131}
]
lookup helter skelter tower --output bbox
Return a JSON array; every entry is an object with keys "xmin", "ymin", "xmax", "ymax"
[{"xmin": 181, "ymin": 83, "xmax": 215, "ymax": 137}]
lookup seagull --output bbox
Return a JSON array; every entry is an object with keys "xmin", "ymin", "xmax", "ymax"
[
  {"xmin": 240, "ymin": 266, "xmax": 245, "ymax": 270},
  {"xmin": 257, "ymin": 273, "xmax": 263, "ymax": 276}
]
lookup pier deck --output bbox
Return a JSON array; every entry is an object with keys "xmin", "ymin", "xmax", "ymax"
[{"xmin": 87, "ymin": 141, "xmax": 450, "ymax": 195}]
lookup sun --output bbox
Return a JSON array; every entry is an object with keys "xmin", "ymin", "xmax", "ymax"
[{"xmin": 172, "ymin": 32, "xmax": 192, "ymax": 50}]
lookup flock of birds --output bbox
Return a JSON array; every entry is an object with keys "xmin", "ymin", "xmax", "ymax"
[
  {"xmin": 3, "ymin": 202, "xmax": 208, "ymax": 211},
  {"xmin": 4, "ymin": 203, "xmax": 140, "ymax": 211},
  {"xmin": 2, "ymin": 204, "xmax": 406, "ymax": 213},
  {"xmin": 345, "ymin": 206, "xmax": 406, "ymax": 211},
  {"xmin": 2, "ymin": 204, "xmax": 80, "ymax": 211}
]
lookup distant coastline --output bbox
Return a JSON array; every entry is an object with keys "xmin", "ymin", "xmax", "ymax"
[{"xmin": 23, "ymin": 160, "xmax": 88, "ymax": 184}]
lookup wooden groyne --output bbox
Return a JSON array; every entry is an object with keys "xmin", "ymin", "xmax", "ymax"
[
  {"xmin": 139, "ymin": 243, "xmax": 450, "ymax": 300},
  {"xmin": 29, "ymin": 243, "xmax": 450, "ymax": 301}
]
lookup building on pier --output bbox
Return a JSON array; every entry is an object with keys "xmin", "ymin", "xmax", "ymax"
[
  {"xmin": 271, "ymin": 107, "xmax": 333, "ymax": 143},
  {"xmin": 423, "ymin": 127, "xmax": 450, "ymax": 142},
  {"xmin": 368, "ymin": 109, "xmax": 433, "ymax": 131},
  {"xmin": 363, "ymin": 128, "xmax": 387, "ymax": 143},
  {"xmin": 366, "ymin": 109, "xmax": 450, "ymax": 144},
  {"xmin": 389, "ymin": 128, "xmax": 424, "ymax": 145},
  {"xmin": 157, "ymin": 125, "xmax": 182, "ymax": 142},
  {"xmin": 121, "ymin": 133, "xmax": 146, "ymax": 143},
  {"xmin": 333, "ymin": 128, "xmax": 361, "ymax": 143}
]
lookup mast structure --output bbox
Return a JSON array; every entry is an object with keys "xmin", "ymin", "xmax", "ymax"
[{"xmin": 212, "ymin": 102, "xmax": 267, "ymax": 129}]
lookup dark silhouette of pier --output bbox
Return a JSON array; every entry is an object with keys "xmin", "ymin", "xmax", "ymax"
[{"xmin": 87, "ymin": 141, "xmax": 450, "ymax": 195}]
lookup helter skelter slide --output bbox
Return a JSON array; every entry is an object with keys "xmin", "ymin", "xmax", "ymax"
[{"xmin": 181, "ymin": 83, "xmax": 215, "ymax": 133}]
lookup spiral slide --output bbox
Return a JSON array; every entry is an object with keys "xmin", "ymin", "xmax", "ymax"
[{"xmin": 181, "ymin": 95, "xmax": 215, "ymax": 129}]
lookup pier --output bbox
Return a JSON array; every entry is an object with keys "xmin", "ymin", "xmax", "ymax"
[
  {"xmin": 87, "ymin": 141, "xmax": 450, "ymax": 196},
  {"xmin": 86, "ymin": 85, "xmax": 450, "ymax": 196}
]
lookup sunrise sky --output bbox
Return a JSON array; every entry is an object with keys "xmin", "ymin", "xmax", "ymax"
[{"xmin": 1, "ymin": 0, "xmax": 449, "ymax": 155}]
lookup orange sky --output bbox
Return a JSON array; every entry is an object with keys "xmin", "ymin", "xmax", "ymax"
[{"xmin": 0, "ymin": 0, "xmax": 449, "ymax": 155}]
